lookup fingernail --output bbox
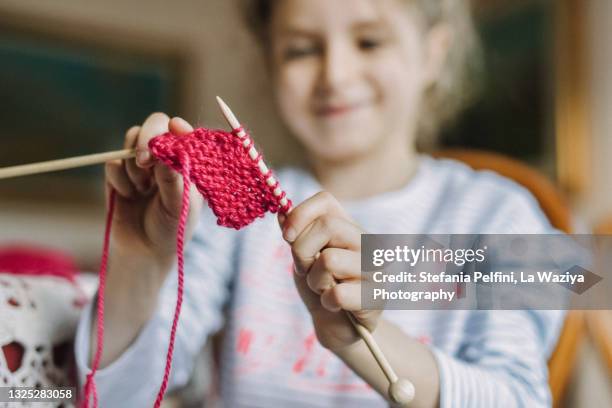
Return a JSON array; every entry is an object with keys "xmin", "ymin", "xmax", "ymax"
[
  {"xmin": 137, "ymin": 150, "xmax": 150, "ymax": 165},
  {"xmin": 173, "ymin": 116, "xmax": 192, "ymax": 130},
  {"xmin": 283, "ymin": 226, "xmax": 296, "ymax": 243}
]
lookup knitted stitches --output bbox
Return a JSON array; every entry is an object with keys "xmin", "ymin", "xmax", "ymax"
[
  {"xmin": 82, "ymin": 127, "xmax": 291, "ymax": 408},
  {"xmin": 151, "ymin": 127, "xmax": 291, "ymax": 229}
]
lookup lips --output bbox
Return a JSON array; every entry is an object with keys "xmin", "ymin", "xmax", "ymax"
[{"xmin": 315, "ymin": 102, "xmax": 367, "ymax": 117}]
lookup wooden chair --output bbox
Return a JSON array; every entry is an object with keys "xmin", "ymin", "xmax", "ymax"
[
  {"xmin": 433, "ymin": 148, "xmax": 584, "ymax": 407},
  {"xmin": 588, "ymin": 220, "xmax": 612, "ymax": 380}
]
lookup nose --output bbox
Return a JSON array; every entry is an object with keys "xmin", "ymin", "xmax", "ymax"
[{"xmin": 317, "ymin": 39, "xmax": 360, "ymax": 97}]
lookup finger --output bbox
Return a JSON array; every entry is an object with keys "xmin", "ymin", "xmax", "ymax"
[
  {"xmin": 147, "ymin": 115, "xmax": 196, "ymax": 213},
  {"xmin": 136, "ymin": 112, "xmax": 170, "ymax": 168},
  {"xmin": 153, "ymin": 161, "xmax": 184, "ymax": 216},
  {"xmin": 291, "ymin": 215, "xmax": 361, "ymax": 275},
  {"xmin": 105, "ymin": 160, "xmax": 137, "ymax": 199},
  {"xmin": 293, "ymin": 266, "xmax": 323, "ymax": 312},
  {"xmin": 307, "ymin": 248, "xmax": 360, "ymax": 294},
  {"xmin": 168, "ymin": 116, "xmax": 194, "ymax": 136},
  {"xmin": 153, "ymin": 158, "xmax": 206, "ymax": 221},
  {"xmin": 320, "ymin": 282, "xmax": 361, "ymax": 312},
  {"xmin": 123, "ymin": 125, "xmax": 140, "ymax": 150},
  {"xmin": 280, "ymin": 191, "xmax": 353, "ymax": 243},
  {"xmin": 123, "ymin": 126, "xmax": 152, "ymax": 193}
]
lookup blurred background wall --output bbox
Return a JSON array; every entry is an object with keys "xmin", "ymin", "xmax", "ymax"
[
  {"xmin": 0, "ymin": 0, "xmax": 291, "ymax": 269},
  {"xmin": 0, "ymin": 0, "xmax": 610, "ymax": 406},
  {"xmin": 583, "ymin": 0, "xmax": 612, "ymax": 225}
]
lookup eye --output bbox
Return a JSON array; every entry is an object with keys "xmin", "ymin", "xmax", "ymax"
[
  {"xmin": 283, "ymin": 45, "xmax": 320, "ymax": 61},
  {"xmin": 357, "ymin": 37, "xmax": 385, "ymax": 51}
]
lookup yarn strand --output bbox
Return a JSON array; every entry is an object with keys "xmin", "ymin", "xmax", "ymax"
[
  {"xmin": 82, "ymin": 187, "xmax": 116, "ymax": 408},
  {"xmin": 154, "ymin": 157, "xmax": 191, "ymax": 407},
  {"xmin": 82, "ymin": 127, "xmax": 290, "ymax": 407}
]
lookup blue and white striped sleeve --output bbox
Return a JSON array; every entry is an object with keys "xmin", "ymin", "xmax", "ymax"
[
  {"xmin": 431, "ymin": 182, "xmax": 566, "ymax": 407},
  {"xmin": 431, "ymin": 309, "xmax": 565, "ymax": 407},
  {"xmin": 75, "ymin": 207, "xmax": 239, "ymax": 407}
]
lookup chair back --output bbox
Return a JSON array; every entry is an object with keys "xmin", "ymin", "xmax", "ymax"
[{"xmin": 433, "ymin": 148, "xmax": 583, "ymax": 407}]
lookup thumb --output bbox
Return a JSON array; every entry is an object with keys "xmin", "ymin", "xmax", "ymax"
[
  {"xmin": 169, "ymin": 116, "xmax": 194, "ymax": 136},
  {"xmin": 154, "ymin": 116, "xmax": 195, "ymax": 218},
  {"xmin": 293, "ymin": 266, "xmax": 321, "ymax": 312},
  {"xmin": 153, "ymin": 162, "xmax": 185, "ymax": 218}
]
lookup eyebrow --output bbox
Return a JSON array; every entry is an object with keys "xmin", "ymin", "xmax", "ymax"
[
  {"xmin": 276, "ymin": 19, "xmax": 389, "ymax": 39},
  {"xmin": 351, "ymin": 20, "xmax": 388, "ymax": 31},
  {"xmin": 276, "ymin": 28, "xmax": 319, "ymax": 40}
]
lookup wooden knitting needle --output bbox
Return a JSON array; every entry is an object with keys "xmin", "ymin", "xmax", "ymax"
[
  {"xmin": 0, "ymin": 99, "xmax": 238, "ymax": 180},
  {"xmin": 216, "ymin": 96, "xmax": 290, "ymax": 210},
  {"xmin": 0, "ymin": 97, "xmax": 262, "ymax": 180},
  {"xmin": 0, "ymin": 148, "xmax": 136, "ymax": 180},
  {"xmin": 216, "ymin": 96, "xmax": 415, "ymax": 406}
]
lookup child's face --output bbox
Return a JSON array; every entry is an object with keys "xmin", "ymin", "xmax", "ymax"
[{"xmin": 268, "ymin": 0, "xmax": 435, "ymax": 163}]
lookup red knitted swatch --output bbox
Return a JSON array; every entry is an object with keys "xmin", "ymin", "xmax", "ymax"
[
  {"xmin": 150, "ymin": 127, "xmax": 291, "ymax": 228},
  {"xmin": 82, "ymin": 127, "xmax": 291, "ymax": 408}
]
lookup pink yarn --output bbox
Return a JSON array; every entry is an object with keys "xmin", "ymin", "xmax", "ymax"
[
  {"xmin": 82, "ymin": 127, "xmax": 291, "ymax": 408},
  {"xmin": 82, "ymin": 187, "xmax": 114, "ymax": 408}
]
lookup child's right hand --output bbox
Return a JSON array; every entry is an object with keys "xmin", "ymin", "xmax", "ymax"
[
  {"xmin": 104, "ymin": 112, "xmax": 204, "ymax": 273},
  {"xmin": 89, "ymin": 113, "xmax": 204, "ymax": 368}
]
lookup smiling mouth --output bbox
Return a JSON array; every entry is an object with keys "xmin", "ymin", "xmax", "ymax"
[{"xmin": 315, "ymin": 102, "xmax": 368, "ymax": 117}]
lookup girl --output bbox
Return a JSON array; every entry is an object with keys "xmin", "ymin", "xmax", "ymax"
[{"xmin": 76, "ymin": 0, "xmax": 564, "ymax": 406}]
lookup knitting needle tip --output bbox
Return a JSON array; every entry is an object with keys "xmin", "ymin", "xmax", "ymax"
[{"xmin": 216, "ymin": 96, "xmax": 241, "ymax": 131}]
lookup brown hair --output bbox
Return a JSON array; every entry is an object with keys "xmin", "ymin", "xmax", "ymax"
[{"xmin": 238, "ymin": 0, "xmax": 483, "ymax": 148}]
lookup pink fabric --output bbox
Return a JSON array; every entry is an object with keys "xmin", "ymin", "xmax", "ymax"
[
  {"xmin": 82, "ymin": 127, "xmax": 291, "ymax": 407},
  {"xmin": 0, "ymin": 244, "xmax": 78, "ymax": 284}
]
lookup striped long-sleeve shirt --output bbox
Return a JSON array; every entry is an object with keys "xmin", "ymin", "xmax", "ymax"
[{"xmin": 75, "ymin": 155, "xmax": 565, "ymax": 407}]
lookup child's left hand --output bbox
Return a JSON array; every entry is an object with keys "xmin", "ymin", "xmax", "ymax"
[{"xmin": 278, "ymin": 191, "xmax": 382, "ymax": 352}]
